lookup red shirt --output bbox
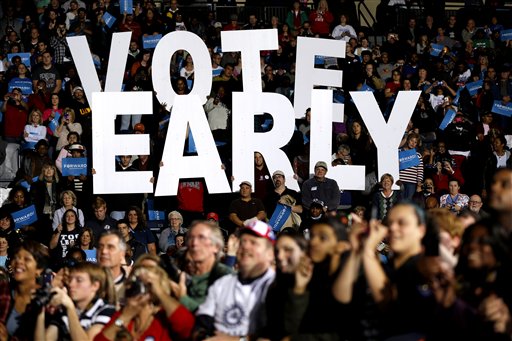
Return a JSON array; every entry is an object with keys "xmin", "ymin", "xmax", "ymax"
[
  {"xmin": 94, "ymin": 305, "xmax": 194, "ymax": 341},
  {"xmin": 309, "ymin": 10, "xmax": 333, "ymax": 35},
  {"xmin": 3, "ymin": 103, "xmax": 28, "ymax": 139}
]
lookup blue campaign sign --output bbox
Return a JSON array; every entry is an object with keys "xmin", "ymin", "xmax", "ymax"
[
  {"xmin": 314, "ymin": 55, "xmax": 325, "ymax": 65},
  {"xmin": 62, "ymin": 157, "xmax": 88, "ymax": 176},
  {"xmin": 439, "ymin": 109, "xmax": 457, "ymax": 130},
  {"xmin": 500, "ymin": 29, "xmax": 512, "ymax": 41},
  {"xmin": 146, "ymin": 199, "xmax": 165, "ymax": 221},
  {"xmin": 103, "ymin": 12, "xmax": 116, "ymax": 28},
  {"xmin": 452, "ymin": 88, "xmax": 462, "ymax": 106},
  {"xmin": 143, "ymin": 34, "xmax": 162, "ymax": 49},
  {"xmin": 48, "ymin": 112, "xmax": 61, "ymax": 133},
  {"xmin": 84, "ymin": 249, "xmax": 97, "ymax": 263},
  {"xmin": 7, "ymin": 53, "xmax": 31, "ymax": 68},
  {"xmin": 359, "ymin": 83, "xmax": 375, "ymax": 92},
  {"xmin": 465, "ymin": 80, "xmax": 483, "ymax": 96},
  {"xmin": 8, "ymin": 79, "xmax": 33, "ymax": 95},
  {"xmin": 120, "ymin": 0, "xmax": 133, "ymax": 14},
  {"xmin": 20, "ymin": 176, "xmax": 39, "ymax": 191},
  {"xmin": 492, "ymin": 100, "xmax": 512, "ymax": 117},
  {"xmin": 268, "ymin": 203, "xmax": 292, "ymax": 233},
  {"xmin": 399, "ymin": 149, "xmax": 420, "ymax": 170},
  {"xmin": 430, "ymin": 44, "xmax": 443, "ymax": 56},
  {"xmin": 12, "ymin": 205, "xmax": 38, "ymax": 229}
]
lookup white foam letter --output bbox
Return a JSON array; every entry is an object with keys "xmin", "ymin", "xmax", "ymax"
[
  {"xmin": 152, "ymin": 31, "xmax": 212, "ymax": 106},
  {"xmin": 294, "ymin": 37, "xmax": 346, "ymax": 121},
  {"xmin": 232, "ymin": 92, "xmax": 298, "ymax": 191},
  {"xmin": 351, "ymin": 91, "xmax": 421, "ymax": 188},
  {"xmin": 68, "ymin": 32, "xmax": 131, "ymax": 102},
  {"xmin": 92, "ymin": 92, "xmax": 153, "ymax": 194},
  {"xmin": 221, "ymin": 29, "xmax": 278, "ymax": 93},
  {"xmin": 155, "ymin": 95, "xmax": 231, "ymax": 196},
  {"xmin": 310, "ymin": 89, "xmax": 365, "ymax": 190}
]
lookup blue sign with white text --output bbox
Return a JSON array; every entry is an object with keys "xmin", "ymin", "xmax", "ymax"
[
  {"xmin": 430, "ymin": 44, "xmax": 443, "ymax": 56},
  {"xmin": 492, "ymin": 100, "xmax": 512, "ymax": 117},
  {"xmin": 439, "ymin": 109, "xmax": 457, "ymax": 130},
  {"xmin": 269, "ymin": 203, "xmax": 292, "ymax": 233},
  {"xmin": 500, "ymin": 29, "xmax": 512, "ymax": 41},
  {"xmin": 12, "ymin": 205, "xmax": 38, "ymax": 229},
  {"xmin": 120, "ymin": 0, "xmax": 133, "ymax": 14},
  {"xmin": 62, "ymin": 157, "xmax": 88, "ymax": 176},
  {"xmin": 399, "ymin": 149, "xmax": 420, "ymax": 170},
  {"xmin": 465, "ymin": 80, "xmax": 483, "ymax": 96},
  {"xmin": 143, "ymin": 34, "xmax": 162, "ymax": 49}
]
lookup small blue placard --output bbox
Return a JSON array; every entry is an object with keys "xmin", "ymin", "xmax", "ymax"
[
  {"xmin": 120, "ymin": 0, "xmax": 133, "ymax": 14},
  {"xmin": 465, "ymin": 80, "xmax": 483, "ymax": 96},
  {"xmin": 314, "ymin": 55, "xmax": 325, "ymax": 65},
  {"xmin": 452, "ymin": 88, "xmax": 462, "ymax": 106},
  {"xmin": 492, "ymin": 100, "xmax": 512, "ymax": 117},
  {"xmin": 8, "ymin": 79, "xmax": 33, "ymax": 95},
  {"xmin": 12, "ymin": 205, "xmax": 38, "ymax": 229},
  {"xmin": 102, "ymin": 12, "xmax": 116, "ymax": 28},
  {"xmin": 399, "ymin": 149, "xmax": 420, "ymax": 170},
  {"xmin": 500, "ymin": 29, "xmax": 512, "ymax": 41},
  {"xmin": 48, "ymin": 112, "xmax": 61, "ymax": 133},
  {"xmin": 439, "ymin": 109, "xmax": 457, "ymax": 130},
  {"xmin": 268, "ymin": 203, "xmax": 292, "ymax": 233},
  {"xmin": 359, "ymin": 83, "xmax": 375, "ymax": 92},
  {"xmin": 62, "ymin": 157, "xmax": 88, "ymax": 176},
  {"xmin": 84, "ymin": 249, "xmax": 97, "ymax": 263},
  {"xmin": 143, "ymin": 34, "xmax": 162, "ymax": 49},
  {"xmin": 20, "ymin": 176, "xmax": 39, "ymax": 190},
  {"xmin": 430, "ymin": 44, "xmax": 443, "ymax": 57},
  {"xmin": 7, "ymin": 53, "xmax": 31, "ymax": 68}
]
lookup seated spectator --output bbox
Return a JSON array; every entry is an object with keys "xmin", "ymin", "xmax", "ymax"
[
  {"xmin": 23, "ymin": 109, "xmax": 46, "ymax": 146},
  {"xmin": 372, "ymin": 173, "xmax": 402, "ymax": 220},
  {"xmin": 440, "ymin": 179, "xmax": 469, "ymax": 214},
  {"xmin": 52, "ymin": 190, "xmax": 85, "ymax": 232},
  {"xmin": 126, "ymin": 206, "xmax": 156, "ymax": 256},
  {"xmin": 228, "ymin": 181, "xmax": 266, "ymax": 229},
  {"xmin": 159, "ymin": 211, "xmax": 188, "ymax": 254}
]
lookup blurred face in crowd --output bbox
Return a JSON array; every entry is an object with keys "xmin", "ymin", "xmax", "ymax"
[
  {"xmin": 489, "ymin": 169, "xmax": 512, "ymax": 212},
  {"xmin": 237, "ymin": 233, "xmax": 273, "ymax": 277},
  {"xmin": 13, "ymin": 190, "xmax": 25, "ymax": 207},
  {"xmin": 0, "ymin": 216, "xmax": 10, "ymax": 231},
  {"xmin": 463, "ymin": 225, "xmax": 496, "ymax": 269},
  {"xmin": 240, "ymin": 184, "xmax": 251, "ymax": 199},
  {"xmin": 468, "ymin": 195, "xmax": 483, "ymax": 213},
  {"xmin": 309, "ymin": 223, "xmax": 338, "ymax": 263},
  {"xmin": 81, "ymin": 230, "xmax": 92, "ymax": 247},
  {"xmin": 254, "ymin": 152, "xmax": 264, "ymax": 168},
  {"xmin": 187, "ymin": 223, "xmax": 219, "ymax": 264},
  {"xmin": 98, "ymin": 234, "xmax": 125, "ymax": 269},
  {"xmin": 314, "ymin": 166, "xmax": 327, "ymax": 180},
  {"xmin": 127, "ymin": 210, "xmax": 138, "ymax": 226},
  {"xmin": 12, "ymin": 248, "xmax": 41, "ymax": 283},
  {"xmin": 168, "ymin": 214, "xmax": 182, "ymax": 229},
  {"xmin": 448, "ymin": 180, "xmax": 460, "ymax": 196},
  {"xmin": 94, "ymin": 205, "xmax": 107, "ymax": 220},
  {"xmin": 68, "ymin": 271, "xmax": 99, "ymax": 305},
  {"xmin": 117, "ymin": 222, "xmax": 130, "ymax": 239},
  {"xmin": 62, "ymin": 193, "xmax": 74, "ymax": 207},
  {"xmin": 275, "ymin": 235, "xmax": 303, "ymax": 273},
  {"xmin": 387, "ymin": 205, "xmax": 425, "ymax": 256},
  {"xmin": 0, "ymin": 237, "xmax": 8, "ymax": 254}
]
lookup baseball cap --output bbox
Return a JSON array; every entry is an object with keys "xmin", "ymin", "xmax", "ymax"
[
  {"xmin": 206, "ymin": 212, "xmax": 219, "ymax": 221},
  {"xmin": 240, "ymin": 220, "xmax": 275, "ymax": 242},
  {"xmin": 315, "ymin": 161, "xmax": 328, "ymax": 170},
  {"xmin": 239, "ymin": 181, "xmax": 252, "ymax": 188},
  {"xmin": 310, "ymin": 198, "xmax": 325, "ymax": 208},
  {"xmin": 133, "ymin": 123, "xmax": 145, "ymax": 133},
  {"xmin": 272, "ymin": 170, "xmax": 285, "ymax": 178},
  {"xmin": 213, "ymin": 21, "xmax": 222, "ymax": 28},
  {"xmin": 72, "ymin": 86, "xmax": 84, "ymax": 94}
]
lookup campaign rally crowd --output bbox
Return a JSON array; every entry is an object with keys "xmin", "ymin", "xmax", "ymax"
[{"xmin": 0, "ymin": 0, "xmax": 511, "ymax": 339}]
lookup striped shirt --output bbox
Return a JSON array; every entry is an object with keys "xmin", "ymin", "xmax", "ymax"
[{"xmin": 399, "ymin": 150, "xmax": 424, "ymax": 184}]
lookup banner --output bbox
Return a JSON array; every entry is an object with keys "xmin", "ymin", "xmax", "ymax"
[
  {"xmin": 8, "ymin": 79, "xmax": 33, "ymax": 95},
  {"xmin": 465, "ymin": 80, "xmax": 483, "ymax": 96},
  {"xmin": 398, "ymin": 149, "xmax": 420, "ymax": 170},
  {"xmin": 143, "ymin": 34, "xmax": 162, "ymax": 49},
  {"xmin": 48, "ymin": 112, "xmax": 61, "ymax": 133},
  {"xmin": 492, "ymin": 100, "xmax": 512, "ymax": 117},
  {"xmin": 12, "ymin": 205, "xmax": 38, "ymax": 229},
  {"xmin": 120, "ymin": 0, "xmax": 133, "ymax": 14},
  {"xmin": 102, "ymin": 12, "xmax": 116, "ymax": 28},
  {"xmin": 500, "ymin": 29, "xmax": 512, "ymax": 41},
  {"xmin": 439, "ymin": 109, "xmax": 457, "ymax": 130},
  {"xmin": 7, "ymin": 53, "xmax": 31, "ymax": 68},
  {"xmin": 268, "ymin": 203, "xmax": 292, "ymax": 233},
  {"xmin": 62, "ymin": 157, "xmax": 88, "ymax": 176},
  {"xmin": 430, "ymin": 44, "xmax": 443, "ymax": 56}
]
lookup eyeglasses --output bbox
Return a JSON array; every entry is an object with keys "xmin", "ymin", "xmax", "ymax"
[{"xmin": 469, "ymin": 201, "xmax": 482, "ymax": 204}]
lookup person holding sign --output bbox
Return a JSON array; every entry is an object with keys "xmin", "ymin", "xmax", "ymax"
[
  {"xmin": 0, "ymin": 208, "xmax": 22, "ymax": 251},
  {"xmin": 55, "ymin": 131, "xmax": 79, "ymax": 173},
  {"xmin": 398, "ymin": 133, "xmax": 424, "ymax": 200},
  {"xmin": 55, "ymin": 108, "xmax": 83, "ymax": 152},
  {"xmin": 62, "ymin": 144, "xmax": 91, "ymax": 207}
]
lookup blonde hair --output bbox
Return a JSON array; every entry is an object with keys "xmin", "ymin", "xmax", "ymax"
[
  {"xmin": 39, "ymin": 163, "xmax": 59, "ymax": 183},
  {"xmin": 71, "ymin": 262, "xmax": 116, "ymax": 304},
  {"xmin": 60, "ymin": 190, "xmax": 77, "ymax": 206},
  {"xmin": 63, "ymin": 107, "xmax": 76, "ymax": 122},
  {"xmin": 28, "ymin": 109, "xmax": 43, "ymax": 125}
]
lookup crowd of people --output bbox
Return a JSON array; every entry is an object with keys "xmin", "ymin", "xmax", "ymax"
[{"xmin": 0, "ymin": 0, "xmax": 511, "ymax": 339}]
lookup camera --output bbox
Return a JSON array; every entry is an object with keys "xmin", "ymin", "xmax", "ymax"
[
  {"xmin": 125, "ymin": 278, "xmax": 149, "ymax": 298},
  {"xmin": 437, "ymin": 81, "xmax": 443, "ymax": 86},
  {"xmin": 31, "ymin": 269, "xmax": 55, "ymax": 310}
]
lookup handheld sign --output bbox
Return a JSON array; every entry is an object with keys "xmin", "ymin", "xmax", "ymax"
[
  {"xmin": 62, "ymin": 157, "xmax": 88, "ymax": 176},
  {"xmin": 12, "ymin": 205, "xmax": 38, "ymax": 229},
  {"xmin": 399, "ymin": 149, "xmax": 420, "ymax": 170}
]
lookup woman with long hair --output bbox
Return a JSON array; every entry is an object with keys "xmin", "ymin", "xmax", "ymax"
[
  {"xmin": 50, "ymin": 209, "xmax": 83, "ymax": 258},
  {"xmin": 126, "ymin": 206, "xmax": 157, "ymax": 256},
  {"xmin": 54, "ymin": 107, "xmax": 82, "ymax": 152},
  {"xmin": 23, "ymin": 109, "xmax": 46, "ymax": 145},
  {"xmin": 35, "ymin": 262, "xmax": 116, "ymax": 341}
]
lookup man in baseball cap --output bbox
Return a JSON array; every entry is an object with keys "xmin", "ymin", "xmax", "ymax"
[
  {"xmin": 301, "ymin": 161, "xmax": 340, "ymax": 215},
  {"xmin": 228, "ymin": 181, "xmax": 266, "ymax": 228}
]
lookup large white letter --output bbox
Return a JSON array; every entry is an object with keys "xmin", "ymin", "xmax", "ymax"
[
  {"xmin": 221, "ymin": 29, "xmax": 278, "ymax": 93},
  {"xmin": 155, "ymin": 95, "xmax": 231, "ymax": 196},
  {"xmin": 92, "ymin": 92, "xmax": 153, "ymax": 194},
  {"xmin": 68, "ymin": 32, "xmax": 131, "ymax": 102},
  {"xmin": 294, "ymin": 37, "xmax": 346, "ymax": 121},
  {"xmin": 351, "ymin": 91, "xmax": 421, "ymax": 188},
  {"xmin": 232, "ymin": 92, "xmax": 298, "ymax": 191},
  {"xmin": 310, "ymin": 89, "xmax": 365, "ymax": 190},
  {"xmin": 152, "ymin": 31, "xmax": 212, "ymax": 106}
]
